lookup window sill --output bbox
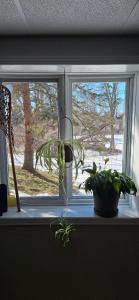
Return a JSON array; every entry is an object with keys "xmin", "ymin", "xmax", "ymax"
[{"xmin": 0, "ymin": 196, "xmax": 139, "ymax": 225}]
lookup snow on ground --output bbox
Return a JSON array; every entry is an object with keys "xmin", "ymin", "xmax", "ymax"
[{"xmin": 10, "ymin": 190, "xmax": 50, "ymax": 197}]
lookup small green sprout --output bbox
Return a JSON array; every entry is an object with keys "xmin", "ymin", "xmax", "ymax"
[{"xmin": 51, "ymin": 218, "xmax": 75, "ymax": 247}]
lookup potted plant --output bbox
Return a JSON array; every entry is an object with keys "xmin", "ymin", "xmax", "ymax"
[
  {"xmin": 36, "ymin": 138, "xmax": 84, "ymax": 194},
  {"xmin": 81, "ymin": 159, "xmax": 137, "ymax": 217}
]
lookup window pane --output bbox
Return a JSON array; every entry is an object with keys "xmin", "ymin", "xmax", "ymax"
[
  {"xmin": 72, "ymin": 81, "xmax": 126, "ymax": 196},
  {"xmin": 4, "ymin": 81, "xmax": 59, "ymax": 197}
]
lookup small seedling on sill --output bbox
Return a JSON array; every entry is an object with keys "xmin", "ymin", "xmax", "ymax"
[{"xmin": 50, "ymin": 218, "xmax": 75, "ymax": 247}]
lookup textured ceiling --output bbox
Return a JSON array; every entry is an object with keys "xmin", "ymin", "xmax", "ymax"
[{"xmin": 0, "ymin": 0, "xmax": 139, "ymax": 35}]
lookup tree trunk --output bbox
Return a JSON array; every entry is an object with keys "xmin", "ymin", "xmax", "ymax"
[
  {"xmin": 110, "ymin": 118, "xmax": 115, "ymax": 152},
  {"xmin": 22, "ymin": 83, "xmax": 34, "ymax": 172}
]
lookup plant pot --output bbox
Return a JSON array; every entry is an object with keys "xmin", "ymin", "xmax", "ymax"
[
  {"xmin": 64, "ymin": 144, "xmax": 73, "ymax": 163},
  {"xmin": 0, "ymin": 184, "xmax": 8, "ymax": 213},
  {"xmin": 93, "ymin": 187, "xmax": 120, "ymax": 218}
]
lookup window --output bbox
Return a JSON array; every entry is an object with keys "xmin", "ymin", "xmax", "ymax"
[
  {"xmin": 72, "ymin": 79, "xmax": 127, "ymax": 196},
  {"xmin": 4, "ymin": 81, "xmax": 59, "ymax": 198},
  {"xmin": 0, "ymin": 65, "xmax": 135, "ymax": 206}
]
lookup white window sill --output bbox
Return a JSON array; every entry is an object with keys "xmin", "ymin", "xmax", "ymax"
[{"xmin": 0, "ymin": 196, "xmax": 139, "ymax": 225}]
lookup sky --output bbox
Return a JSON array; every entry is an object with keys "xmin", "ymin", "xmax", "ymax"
[
  {"xmin": 5, "ymin": 80, "xmax": 126, "ymax": 114},
  {"xmin": 72, "ymin": 81, "xmax": 126, "ymax": 113}
]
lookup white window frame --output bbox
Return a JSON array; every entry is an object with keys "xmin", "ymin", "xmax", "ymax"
[
  {"xmin": 65, "ymin": 74, "xmax": 135, "ymax": 205},
  {"xmin": 0, "ymin": 65, "xmax": 137, "ymax": 207},
  {"xmin": 0, "ymin": 74, "xmax": 66, "ymax": 205}
]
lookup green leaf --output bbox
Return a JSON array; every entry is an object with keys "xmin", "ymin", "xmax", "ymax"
[
  {"xmin": 81, "ymin": 160, "xmax": 138, "ymax": 197},
  {"xmin": 104, "ymin": 157, "xmax": 109, "ymax": 165},
  {"xmin": 54, "ymin": 220, "xmax": 75, "ymax": 247},
  {"xmin": 113, "ymin": 177, "xmax": 121, "ymax": 193},
  {"xmin": 92, "ymin": 162, "xmax": 97, "ymax": 174}
]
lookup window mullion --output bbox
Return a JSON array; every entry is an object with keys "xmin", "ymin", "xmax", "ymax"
[
  {"xmin": 57, "ymin": 75, "xmax": 65, "ymax": 203},
  {"xmin": 123, "ymin": 78, "xmax": 134, "ymax": 176},
  {"xmin": 63, "ymin": 75, "xmax": 72, "ymax": 204},
  {"xmin": 0, "ymin": 130, "xmax": 8, "ymax": 186}
]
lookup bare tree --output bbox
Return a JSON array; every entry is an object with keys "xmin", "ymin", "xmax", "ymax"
[
  {"xmin": 11, "ymin": 82, "xmax": 58, "ymax": 173},
  {"xmin": 72, "ymin": 82, "xmax": 122, "ymax": 153},
  {"xmin": 12, "ymin": 82, "xmax": 34, "ymax": 172},
  {"xmin": 22, "ymin": 83, "xmax": 34, "ymax": 172},
  {"xmin": 72, "ymin": 83, "xmax": 109, "ymax": 150},
  {"xmin": 103, "ymin": 83, "xmax": 119, "ymax": 152}
]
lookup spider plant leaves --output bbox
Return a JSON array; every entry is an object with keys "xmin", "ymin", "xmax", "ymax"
[
  {"xmin": 35, "ymin": 138, "xmax": 84, "ymax": 181},
  {"xmin": 54, "ymin": 219, "xmax": 75, "ymax": 247}
]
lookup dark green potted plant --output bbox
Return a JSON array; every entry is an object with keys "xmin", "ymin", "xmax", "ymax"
[{"xmin": 81, "ymin": 159, "xmax": 137, "ymax": 217}]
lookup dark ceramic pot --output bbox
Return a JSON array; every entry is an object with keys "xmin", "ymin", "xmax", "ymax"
[
  {"xmin": 93, "ymin": 187, "xmax": 120, "ymax": 218},
  {"xmin": 64, "ymin": 144, "xmax": 73, "ymax": 163},
  {"xmin": 0, "ymin": 184, "xmax": 8, "ymax": 216}
]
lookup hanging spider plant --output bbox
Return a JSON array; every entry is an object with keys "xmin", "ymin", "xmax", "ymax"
[{"xmin": 35, "ymin": 138, "xmax": 84, "ymax": 180}]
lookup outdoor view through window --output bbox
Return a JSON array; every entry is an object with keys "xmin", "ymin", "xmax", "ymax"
[
  {"xmin": 3, "ymin": 79, "xmax": 126, "ymax": 199},
  {"xmin": 72, "ymin": 81, "xmax": 126, "ymax": 196},
  {"xmin": 4, "ymin": 81, "xmax": 59, "ymax": 197}
]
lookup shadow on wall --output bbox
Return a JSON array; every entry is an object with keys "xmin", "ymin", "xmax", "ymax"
[{"xmin": 1, "ymin": 224, "xmax": 139, "ymax": 300}]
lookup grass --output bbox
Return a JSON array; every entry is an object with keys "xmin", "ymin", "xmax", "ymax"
[{"xmin": 9, "ymin": 165, "xmax": 59, "ymax": 195}]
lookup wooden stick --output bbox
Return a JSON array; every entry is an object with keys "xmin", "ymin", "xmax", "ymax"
[
  {"xmin": 8, "ymin": 91, "xmax": 21, "ymax": 212},
  {"xmin": 8, "ymin": 136, "xmax": 21, "ymax": 212}
]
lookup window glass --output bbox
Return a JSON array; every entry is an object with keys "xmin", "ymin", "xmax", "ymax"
[
  {"xmin": 3, "ymin": 81, "xmax": 59, "ymax": 197},
  {"xmin": 72, "ymin": 81, "xmax": 126, "ymax": 196}
]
